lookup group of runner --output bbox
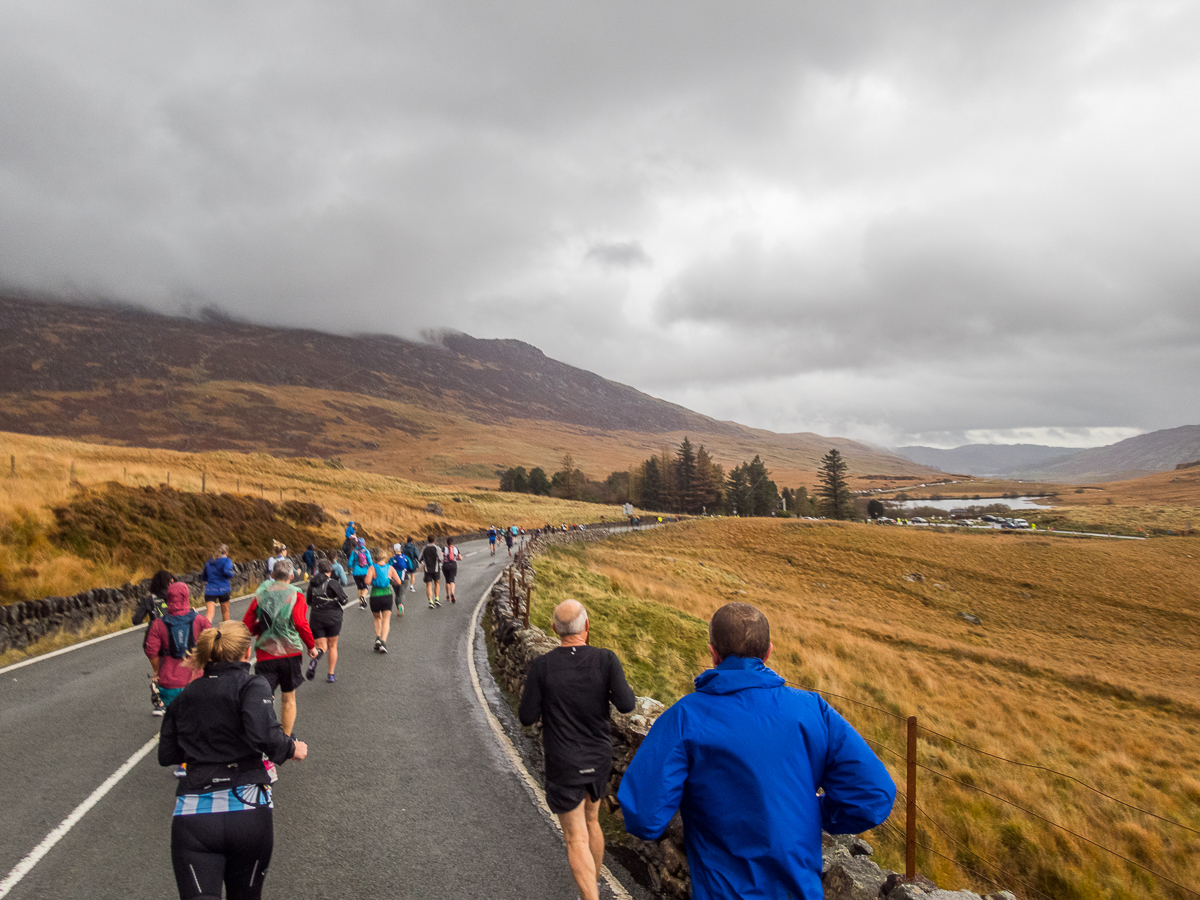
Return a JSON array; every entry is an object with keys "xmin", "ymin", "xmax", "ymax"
[
  {"xmin": 142, "ymin": 523, "xmax": 477, "ymax": 900},
  {"xmin": 487, "ymin": 523, "xmax": 525, "ymax": 557}
]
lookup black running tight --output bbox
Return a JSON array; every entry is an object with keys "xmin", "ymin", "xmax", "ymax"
[{"xmin": 170, "ymin": 807, "xmax": 273, "ymax": 900}]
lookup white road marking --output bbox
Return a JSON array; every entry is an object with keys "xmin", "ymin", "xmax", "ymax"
[
  {"xmin": 0, "ymin": 595, "xmax": 256, "ymax": 675},
  {"xmin": 0, "ymin": 733, "xmax": 161, "ymax": 898},
  {"xmin": 468, "ymin": 576, "xmax": 632, "ymax": 900}
]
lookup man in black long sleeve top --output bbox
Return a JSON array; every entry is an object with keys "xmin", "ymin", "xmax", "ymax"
[{"xmin": 519, "ymin": 599, "xmax": 636, "ymax": 900}]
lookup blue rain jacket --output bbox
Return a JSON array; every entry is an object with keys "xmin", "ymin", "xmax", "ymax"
[{"xmin": 618, "ymin": 656, "xmax": 895, "ymax": 900}]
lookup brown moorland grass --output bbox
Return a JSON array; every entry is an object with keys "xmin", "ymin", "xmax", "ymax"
[
  {"xmin": 0, "ymin": 431, "xmax": 631, "ymax": 602},
  {"xmin": 527, "ymin": 520, "xmax": 1200, "ymax": 900}
]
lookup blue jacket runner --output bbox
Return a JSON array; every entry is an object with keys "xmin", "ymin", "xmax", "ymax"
[
  {"xmin": 618, "ymin": 656, "xmax": 896, "ymax": 900},
  {"xmin": 201, "ymin": 555, "xmax": 235, "ymax": 597}
]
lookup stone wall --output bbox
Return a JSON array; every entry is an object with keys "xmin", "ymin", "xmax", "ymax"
[
  {"xmin": 487, "ymin": 543, "xmax": 1013, "ymax": 900},
  {"xmin": 0, "ymin": 554, "xmax": 294, "ymax": 654}
]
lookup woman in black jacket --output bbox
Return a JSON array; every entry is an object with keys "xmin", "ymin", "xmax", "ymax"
[{"xmin": 159, "ymin": 620, "xmax": 309, "ymax": 900}]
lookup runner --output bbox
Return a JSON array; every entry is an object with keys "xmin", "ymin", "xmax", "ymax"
[
  {"xmin": 349, "ymin": 538, "xmax": 373, "ymax": 609},
  {"xmin": 343, "ymin": 520, "xmax": 357, "ymax": 557},
  {"xmin": 504, "ymin": 526, "xmax": 515, "ymax": 557},
  {"xmin": 442, "ymin": 537, "xmax": 462, "ymax": 604},
  {"xmin": 329, "ymin": 548, "xmax": 350, "ymax": 587},
  {"xmin": 420, "ymin": 536, "xmax": 443, "ymax": 608},
  {"xmin": 488, "ymin": 525, "xmax": 498, "ymax": 556},
  {"xmin": 366, "ymin": 549, "xmax": 402, "ymax": 653},
  {"xmin": 402, "ymin": 535, "xmax": 420, "ymax": 593},
  {"xmin": 243, "ymin": 559, "xmax": 318, "ymax": 736},
  {"xmin": 133, "ymin": 569, "xmax": 174, "ymax": 715},
  {"xmin": 146, "ymin": 582, "xmax": 211, "ymax": 775},
  {"xmin": 389, "ymin": 543, "xmax": 414, "ymax": 606},
  {"xmin": 159, "ymin": 620, "xmax": 308, "ymax": 900},
  {"xmin": 302, "ymin": 544, "xmax": 317, "ymax": 577},
  {"xmin": 200, "ymin": 544, "xmax": 235, "ymax": 624},
  {"xmin": 305, "ymin": 559, "xmax": 347, "ymax": 683}
]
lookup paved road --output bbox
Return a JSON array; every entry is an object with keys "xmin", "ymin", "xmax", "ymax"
[{"xmin": 0, "ymin": 539, "xmax": 619, "ymax": 899}]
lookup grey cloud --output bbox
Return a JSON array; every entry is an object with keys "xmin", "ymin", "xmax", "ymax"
[
  {"xmin": 2, "ymin": 0, "xmax": 1199, "ymax": 445},
  {"xmin": 584, "ymin": 241, "xmax": 651, "ymax": 269}
]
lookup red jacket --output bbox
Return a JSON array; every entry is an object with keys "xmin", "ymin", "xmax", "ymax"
[{"xmin": 243, "ymin": 586, "xmax": 316, "ymax": 661}]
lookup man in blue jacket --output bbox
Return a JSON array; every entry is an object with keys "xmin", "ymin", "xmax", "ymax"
[{"xmin": 617, "ymin": 602, "xmax": 895, "ymax": 900}]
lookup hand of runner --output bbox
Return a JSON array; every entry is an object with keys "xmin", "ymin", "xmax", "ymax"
[
  {"xmin": 292, "ymin": 740, "xmax": 309, "ymax": 760},
  {"xmin": 308, "ymin": 647, "xmax": 320, "ymax": 658}
]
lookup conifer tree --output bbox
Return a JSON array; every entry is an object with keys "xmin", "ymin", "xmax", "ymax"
[
  {"xmin": 818, "ymin": 449, "xmax": 852, "ymax": 519},
  {"xmin": 676, "ymin": 437, "xmax": 698, "ymax": 513}
]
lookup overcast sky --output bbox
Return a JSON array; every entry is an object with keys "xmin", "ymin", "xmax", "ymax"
[{"xmin": 2, "ymin": 1, "xmax": 1198, "ymax": 449}]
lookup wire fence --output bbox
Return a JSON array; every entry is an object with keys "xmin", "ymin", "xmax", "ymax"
[{"xmin": 501, "ymin": 553, "xmax": 1200, "ymax": 900}]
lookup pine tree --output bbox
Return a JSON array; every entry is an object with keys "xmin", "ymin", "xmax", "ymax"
[
  {"xmin": 695, "ymin": 446, "xmax": 723, "ymax": 514},
  {"xmin": 818, "ymin": 449, "xmax": 852, "ymax": 520},
  {"xmin": 640, "ymin": 456, "xmax": 662, "ymax": 511},
  {"xmin": 676, "ymin": 437, "xmax": 698, "ymax": 513},
  {"xmin": 726, "ymin": 464, "xmax": 751, "ymax": 516},
  {"xmin": 745, "ymin": 455, "xmax": 779, "ymax": 516}
]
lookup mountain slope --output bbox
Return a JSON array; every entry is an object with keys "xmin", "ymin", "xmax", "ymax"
[
  {"xmin": 1011, "ymin": 425, "xmax": 1200, "ymax": 483},
  {"xmin": 0, "ymin": 295, "xmax": 937, "ymax": 487}
]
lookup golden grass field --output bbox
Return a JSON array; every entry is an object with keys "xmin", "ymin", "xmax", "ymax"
[
  {"xmin": 527, "ymin": 519, "xmax": 1200, "ymax": 900},
  {"xmin": 0, "ymin": 431, "xmax": 630, "ymax": 602}
]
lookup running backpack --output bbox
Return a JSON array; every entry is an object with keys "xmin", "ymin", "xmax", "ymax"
[
  {"xmin": 355, "ymin": 548, "xmax": 368, "ymax": 568},
  {"xmin": 162, "ymin": 610, "xmax": 198, "ymax": 659}
]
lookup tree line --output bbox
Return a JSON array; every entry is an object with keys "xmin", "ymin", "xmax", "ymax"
[{"xmin": 498, "ymin": 441, "xmax": 858, "ymax": 520}]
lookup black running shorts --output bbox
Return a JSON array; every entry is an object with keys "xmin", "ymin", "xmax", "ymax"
[
  {"xmin": 255, "ymin": 655, "xmax": 303, "ymax": 693},
  {"xmin": 309, "ymin": 611, "xmax": 343, "ymax": 639},
  {"xmin": 442, "ymin": 562, "xmax": 458, "ymax": 584},
  {"xmin": 352, "ymin": 574, "xmax": 368, "ymax": 590},
  {"xmin": 423, "ymin": 570, "xmax": 440, "ymax": 584},
  {"xmin": 544, "ymin": 772, "xmax": 609, "ymax": 814},
  {"xmin": 205, "ymin": 592, "xmax": 231, "ymax": 604},
  {"xmin": 369, "ymin": 592, "xmax": 393, "ymax": 613}
]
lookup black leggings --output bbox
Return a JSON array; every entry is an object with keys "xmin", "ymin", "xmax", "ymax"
[{"xmin": 171, "ymin": 807, "xmax": 273, "ymax": 900}]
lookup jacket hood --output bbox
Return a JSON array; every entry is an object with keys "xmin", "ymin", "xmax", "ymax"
[
  {"xmin": 166, "ymin": 582, "xmax": 192, "ymax": 615},
  {"xmin": 694, "ymin": 655, "xmax": 786, "ymax": 695}
]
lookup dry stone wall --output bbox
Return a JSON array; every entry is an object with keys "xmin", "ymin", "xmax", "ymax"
[
  {"xmin": 0, "ymin": 554, "xmax": 292, "ymax": 654},
  {"xmin": 488, "ymin": 538, "xmax": 1013, "ymax": 900}
]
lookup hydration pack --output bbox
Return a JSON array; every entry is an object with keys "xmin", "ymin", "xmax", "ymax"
[
  {"xmin": 162, "ymin": 610, "xmax": 198, "ymax": 659},
  {"xmin": 355, "ymin": 549, "xmax": 368, "ymax": 568}
]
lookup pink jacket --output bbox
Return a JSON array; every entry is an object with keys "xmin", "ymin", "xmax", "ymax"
[{"xmin": 144, "ymin": 583, "xmax": 211, "ymax": 689}]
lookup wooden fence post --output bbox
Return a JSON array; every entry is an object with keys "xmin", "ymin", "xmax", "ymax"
[
  {"xmin": 524, "ymin": 585, "xmax": 531, "ymax": 629},
  {"xmin": 202, "ymin": 472, "xmax": 206, "ymax": 493},
  {"xmin": 907, "ymin": 715, "xmax": 917, "ymax": 879}
]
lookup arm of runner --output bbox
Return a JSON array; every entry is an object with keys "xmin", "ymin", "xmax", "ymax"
[
  {"xmin": 616, "ymin": 706, "xmax": 689, "ymax": 840},
  {"xmin": 608, "ymin": 651, "xmax": 636, "ymax": 714},
  {"xmin": 242, "ymin": 600, "xmax": 261, "ymax": 636},
  {"xmin": 241, "ymin": 675, "xmax": 299, "ymax": 764},
  {"xmin": 518, "ymin": 663, "xmax": 542, "ymax": 727},
  {"xmin": 291, "ymin": 593, "xmax": 317, "ymax": 654},
  {"xmin": 158, "ymin": 703, "xmax": 185, "ymax": 766}
]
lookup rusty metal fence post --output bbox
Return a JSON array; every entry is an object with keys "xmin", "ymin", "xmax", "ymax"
[{"xmin": 907, "ymin": 715, "xmax": 917, "ymax": 879}]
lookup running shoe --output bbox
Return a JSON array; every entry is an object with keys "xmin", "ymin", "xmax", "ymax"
[
  {"xmin": 374, "ymin": 637, "xmax": 382, "ymax": 652},
  {"xmin": 429, "ymin": 598, "xmax": 435, "ymax": 608},
  {"xmin": 327, "ymin": 673, "xmax": 337, "ymax": 683},
  {"xmin": 152, "ymin": 706, "xmax": 165, "ymax": 717},
  {"xmin": 434, "ymin": 596, "xmax": 441, "ymax": 607},
  {"xmin": 174, "ymin": 766, "xmax": 187, "ymax": 778},
  {"xmin": 398, "ymin": 603, "xmax": 404, "ymax": 616},
  {"xmin": 359, "ymin": 598, "xmax": 367, "ymax": 609},
  {"xmin": 379, "ymin": 641, "xmax": 388, "ymax": 654},
  {"xmin": 305, "ymin": 649, "xmax": 324, "ymax": 680},
  {"xmin": 449, "ymin": 595, "xmax": 455, "ymax": 604},
  {"xmin": 409, "ymin": 584, "xmax": 416, "ymax": 592}
]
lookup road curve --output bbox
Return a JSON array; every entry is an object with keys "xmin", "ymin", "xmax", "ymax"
[{"xmin": 0, "ymin": 539, "xmax": 612, "ymax": 900}]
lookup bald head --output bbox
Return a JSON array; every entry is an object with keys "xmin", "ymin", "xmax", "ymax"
[{"xmin": 552, "ymin": 600, "xmax": 588, "ymax": 637}]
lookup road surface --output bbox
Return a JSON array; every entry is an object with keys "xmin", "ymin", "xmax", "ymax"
[{"xmin": 0, "ymin": 539, "xmax": 635, "ymax": 899}]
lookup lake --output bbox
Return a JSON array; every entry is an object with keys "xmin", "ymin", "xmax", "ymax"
[{"xmin": 888, "ymin": 496, "xmax": 1055, "ymax": 512}]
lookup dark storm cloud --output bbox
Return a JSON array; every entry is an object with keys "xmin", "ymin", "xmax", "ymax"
[{"xmin": 1, "ymin": 0, "xmax": 1198, "ymax": 447}]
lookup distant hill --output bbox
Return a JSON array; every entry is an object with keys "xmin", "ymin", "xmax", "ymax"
[
  {"xmin": 0, "ymin": 295, "xmax": 938, "ymax": 487},
  {"xmin": 1012, "ymin": 425, "xmax": 1200, "ymax": 483},
  {"xmin": 895, "ymin": 443, "xmax": 1085, "ymax": 477},
  {"xmin": 897, "ymin": 426, "xmax": 1200, "ymax": 483}
]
